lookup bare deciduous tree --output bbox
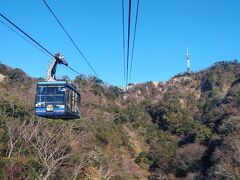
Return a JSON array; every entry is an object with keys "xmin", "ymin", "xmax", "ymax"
[
  {"xmin": 5, "ymin": 118, "xmax": 26, "ymax": 158},
  {"xmin": 71, "ymin": 151, "xmax": 96, "ymax": 180},
  {"xmin": 98, "ymin": 154, "xmax": 123, "ymax": 180},
  {"xmin": 22, "ymin": 121, "xmax": 77, "ymax": 180}
]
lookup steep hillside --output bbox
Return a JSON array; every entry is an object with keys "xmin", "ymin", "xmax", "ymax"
[
  {"xmin": 125, "ymin": 60, "xmax": 240, "ymax": 179},
  {"xmin": 0, "ymin": 61, "xmax": 239, "ymax": 179}
]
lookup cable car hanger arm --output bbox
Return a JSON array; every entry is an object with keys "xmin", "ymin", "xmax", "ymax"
[{"xmin": 46, "ymin": 53, "xmax": 68, "ymax": 81}]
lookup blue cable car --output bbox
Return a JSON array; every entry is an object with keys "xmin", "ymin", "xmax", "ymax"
[
  {"xmin": 35, "ymin": 53, "xmax": 81, "ymax": 119},
  {"xmin": 35, "ymin": 81, "xmax": 80, "ymax": 119}
]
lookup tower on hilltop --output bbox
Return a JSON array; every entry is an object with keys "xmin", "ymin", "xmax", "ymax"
[{"xmin": 186, "ymin": 48, "xmax": 192, "ymax": 73}]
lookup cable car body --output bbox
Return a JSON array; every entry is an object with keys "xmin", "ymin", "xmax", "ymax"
[
  {"xmin": 35, "ymin": 81, "xmax": 80, "ymax": 119},
  {"xmin": 35, "ymin": 53, "xmax": 81, "ymax": 119}
]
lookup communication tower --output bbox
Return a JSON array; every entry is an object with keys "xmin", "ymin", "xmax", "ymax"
[{"xmin": 186, "ymin": 48, "xmax": 192, "ymax": 73}]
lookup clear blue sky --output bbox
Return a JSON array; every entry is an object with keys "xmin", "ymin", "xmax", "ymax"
[{"xmin": 1, "ymin": 0, "xmax": 240, "ymax": 86}]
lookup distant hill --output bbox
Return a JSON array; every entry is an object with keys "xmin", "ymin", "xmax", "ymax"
[{"xmin": 0, "ymin": 60, "xmax": 239, "ymax": 179}]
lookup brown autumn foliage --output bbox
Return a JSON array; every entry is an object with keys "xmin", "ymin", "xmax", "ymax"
[{"xmin": 0, "ymin": 60, "xmax": 240, "ymax": 179}]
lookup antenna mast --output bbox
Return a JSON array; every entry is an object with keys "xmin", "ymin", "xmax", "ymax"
[{"xmin": 186, "ymin": 48, "xmax": 191, "ymax": 73}]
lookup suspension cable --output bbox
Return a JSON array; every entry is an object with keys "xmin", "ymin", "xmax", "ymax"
[
  {"xmin": 129, "ymin": 0, "xmax": 140, "ymax": 83},
  {"xmin": 67, "ymin": 65, "xmax": 82, "ymax": 75},
  {"xmin": 121, "ymin": 0, "xmax": 126, "ymax": 86},
  {"xmin": 0, "ymin": 13, "xmax": 82, "ymax": 76},
  {"xmin": 126, "ymin": 0, "xmax": 132, "ymax": 86},
  {"xmin": 0, "ymin": 13, "xmax": 55, "ymax": 58},
  {"xmin": 0, "ymin": 19, "xmax": 52, "ymax": 59},
  {"xmin": 42, "ymin": 0, "xmax": 99, "ymax": 78}
]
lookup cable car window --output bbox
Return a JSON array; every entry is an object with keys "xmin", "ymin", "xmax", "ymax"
[
  {"xmin": 45, "ymin": 96, "xmax": 55, "ymax": 103},
  {"xmin": 69, "ymin": 91, "xmax": 78, "ymax": 113},
  {"xmin": 46, "ymin": 86, "xmax": 56, "ymax": 95},
  {"xmin": 55, "ymin": 95, "xmax": 64, "ymax": 103},
  {"xmin": 42, "ymin": 86, "xmax": 65, "ymax": 105},
  {"xmin": 37, "ymin": 95, "xmax": 45, "ymax": 102},
  {"xmin": 45, "ymin": 96, "xmax": 64, "ymax": 106},
  {"xmin": 56, "ymin": 86, "xmax": 65, "ymax": 94},
  {"xmin": 37, "ymin": 86, "xmax": 47, "ymax": 95}
]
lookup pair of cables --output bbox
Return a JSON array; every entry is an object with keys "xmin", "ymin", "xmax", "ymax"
[
  {"xmin": 0, "ymin": 13, "xmax": 81, "ymax": 76},
  {"xmin": 0, "ymin": 0, "xmax": 100, "ymax": 78},
  {"xmin": 122, "ymin": 0, "xmax": 140, "ymax": 87}
]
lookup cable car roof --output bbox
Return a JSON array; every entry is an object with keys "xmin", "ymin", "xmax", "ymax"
[{"xmin": 37, "ymin": 81, "xmax": 68, "ymax": 85}]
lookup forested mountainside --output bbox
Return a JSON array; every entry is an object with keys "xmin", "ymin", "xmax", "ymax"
[{"xmin": 0, "ymin": 60, "xmax": 239, "ymax": 180}]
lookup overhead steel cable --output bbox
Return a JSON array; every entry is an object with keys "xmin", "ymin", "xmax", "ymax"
[
  {"xmin": 67, "ymin": 65, "xmax": 82, "ymax": 76},
  {"xmin": 129, "ymin": 0, "xmax": 140, "ymax": 83},
  {"xmin": 42, "ymin": 0, "xmax": 99, "ymax": 78},
  {"xmin": 0, "ymin": 13, "xmax": 55, "ymax": 58},
  {"xmin": 126, "ymin": 0, "xmax": 132, "ymax": 86},
  {"xmin": 0, "ymin": 19, "xmax": 52, "ymax": 59},
  {"xmin": 121, "ymin": 0, "xmax": 126, "ymax": 86},
  {"xmin": 0, "ymin": 13, "xmax": 82, "ymax": 76}
]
